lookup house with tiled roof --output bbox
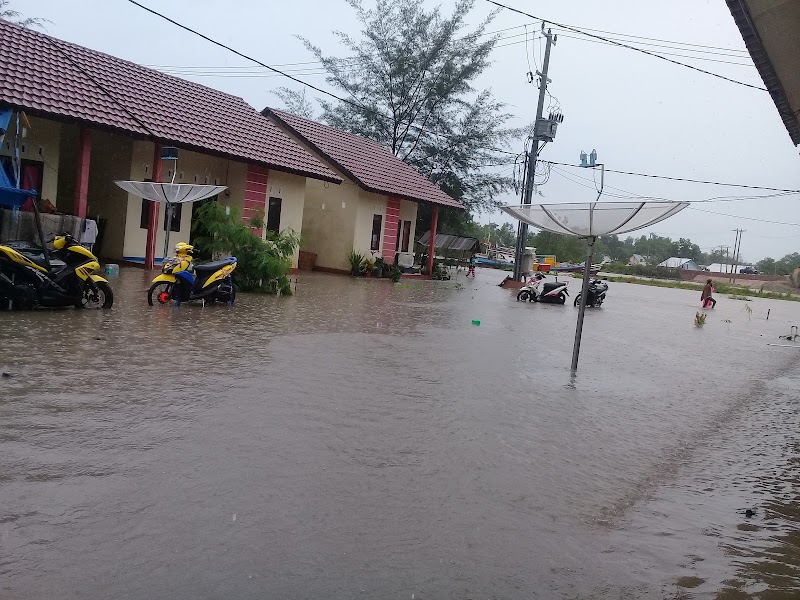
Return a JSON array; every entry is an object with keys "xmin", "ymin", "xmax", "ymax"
[
  {"xmin": 0, "ymin": 19, "xmax": 460, "ymax": 272},
  {"xmin": 0, "ymin": 18, "xmax": 340, "ymax": 266},
  {"xmin": 264, "ymin": 108, "xmax": 462, "ymax": 273}
]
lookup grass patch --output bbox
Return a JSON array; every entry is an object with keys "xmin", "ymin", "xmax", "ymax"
[
  {"xmin": 598, "ymin": 274, "xmax": 800, "ymax": 302},
  {"xmin": 695, "ymin": 312, "xmax": 707, "ymax": 327}
]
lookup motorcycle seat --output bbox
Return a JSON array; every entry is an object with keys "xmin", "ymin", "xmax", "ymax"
[
  {"xmin": 542, "ymin": 282, "xmax": 563, "ymax": 292},
  {"xmin": 19, "ymin": 252, "xmax": 66, "ymax": 271},
  {"xmin": 194, "ymin": 258, "xmax": 234, "ymax": 272}
]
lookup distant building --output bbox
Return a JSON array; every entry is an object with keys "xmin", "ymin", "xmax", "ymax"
[
  {"xmin": 628, "ymin": 254, "xmax": 647, "ymax": 266},
  {"xmin": 657, "ymin": 257, "xmax": 700, "ymax": 270},
  {"xmin": 707, "ymin": 263, "xmax": 736, "ymax": 274}
]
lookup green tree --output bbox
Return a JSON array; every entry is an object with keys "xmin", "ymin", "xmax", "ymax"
[
  {"xmin": 1, "ymin": 0, "xmax": 48, "ymax": 28},
  {"xmin": 758, "ymin": 252, "xmax": 800, "ymax": 276},
  {"xmin": 289, "ymin": 0, "xmax": 522, "ymax": 222},
  {"xmin": 191, "ymin": 201, "xmax": 299, "ymax": 294}
]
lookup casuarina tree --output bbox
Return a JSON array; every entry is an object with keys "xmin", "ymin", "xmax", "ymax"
[
  {"xmin": 279, "ymin": 0, "xmax": 522, "ymax": 228},
  {"xmin": 1, "ymin": 0, "xmax": 48, "ymax": 28}
]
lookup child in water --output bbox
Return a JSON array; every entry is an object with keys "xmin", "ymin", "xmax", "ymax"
[
  {"xmin": 467, "ymin": 254, "xmax": 476, "ymax": 277},
  {"xmin": 701, "ymin": 278, "xmax": 716, "ymax": 308}
]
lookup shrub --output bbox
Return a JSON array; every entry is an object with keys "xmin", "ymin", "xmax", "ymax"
[
  {"xmin": 347, "ymin": 249, "xmax": 365, "ymax": 275},
  {"xmin": 603, "ymin": 262, "xmax": 683, "ymax": 280},
  {"xmin": 191, "ymin": 201, "xmax": 299, "ymax": 294}
]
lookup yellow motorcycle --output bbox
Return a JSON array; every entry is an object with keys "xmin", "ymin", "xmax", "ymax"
[
  {"xmin": 147, "ymin": 242, "xmax": 236, "ymax": 307},
  {"xmin": 0, "ymin": 234, "xmax": 113, "ymax": 310}
]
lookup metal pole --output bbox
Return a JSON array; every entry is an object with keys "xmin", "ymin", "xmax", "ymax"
[
  {"xmin": 513, "ymin": 29, "xmax": 554, "ymax": 281},
  {"xmin": 427, "ymin": 206, "xmax": 438, "ymax": 277},
  {"xmin": 731, "ymin": 229, "xmax": 743, "ymax": 284},
  {"xmin": 725, "ymin": 245, "xmax": 730, "ymax": 278},
  {"xmin": 571, "ymin": 236, "xmax": 596, "ymax": 372},
  {"xmin": 163, "ymin": 203, "xmax": 173, "ymax": 261}
]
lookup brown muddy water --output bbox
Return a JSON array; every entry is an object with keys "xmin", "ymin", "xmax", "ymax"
[{"xmin": 1, "ymin": 267, "xmax": 799, "ymax": 599}]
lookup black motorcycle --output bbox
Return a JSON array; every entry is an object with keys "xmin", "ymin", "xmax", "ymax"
[
  {"xmin": 0, "ymin": 234, "xmax": 113, "ymax": 310},
  {"xmin": 573, "ymin": 278, "xmax": 608, "ymax": 307}
]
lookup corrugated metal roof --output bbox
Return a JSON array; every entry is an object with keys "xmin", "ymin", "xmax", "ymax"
[
  {"xmin": 726, "ymin": 0, "xmax": 800, "ymax": 145},
  {"xmin": 264, "ymin": 108, "xmax": 463, "ymax": 209},
  {"xmin": 416, "ymin": 231, "xmax": 480, "ymax": 252},
  {"xmin": 657, "ymin": 257, "xmax": 696, "ymax": 268},
  {"xmin": 0, "ymin": 19, "xmax": 342, "ymax": 182}
]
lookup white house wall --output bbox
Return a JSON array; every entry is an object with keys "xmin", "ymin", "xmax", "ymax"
[
  {"xmin": 122, "ymin": 144, "xmax": 247, "ymax": 262},
  {"xmin": 86, "ymin": 130, "xmax": 133, "ymax": 259},
  {"xmin": 398, "ymin": 199, "xmax": 417, "ymax": 254},
  {"xmin": 355, "ymin": 189, "xmax": 388, "ymax": 258},
  {"xmin": 301, "ymin": 178, "xmax": 358, "ymax": 271},
  {"xmin": 266, "ymin": 170, "xmax": 306, "ymax": 267}
]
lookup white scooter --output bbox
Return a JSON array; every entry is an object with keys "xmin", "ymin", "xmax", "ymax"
[{"xmin": 516, "ymin": 272, "xmax": 569, "ymax": 304}]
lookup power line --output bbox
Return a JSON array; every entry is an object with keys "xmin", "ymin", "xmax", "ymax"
[
  {"xmin": 126, "ymin": 0, "xmax": 518, "ymax": 161},
  {"xmin": 148, "ymin": 14, "xmax": 757, "ymax": 81},
  {"xmin": 42, "ymin": 36, "xmax": 158, "ymax": 139},
  {"xmin": 549, "ymin": 33, "xmax": 754, "ymax": 68},
  {"xmin": 157, "ymin": 30, "xmax": 755, "ymax": 78},
  {"xmin": 689, "ymin": 206, "xmax": 800, "ymax": 226},
  {"xmin": 550, "ymin": 164, "xmax": 800, "ymax": 204},
  {"xmin": 148, "ymin": 16, "xmax": 753, "ymax": 74},
  {"xmin": 485, "ymin": 0, "xmax": 767, "ymax": 91},
  {"xmin": 542, "ymin": 161, "xmax": 800, "ymax": 193}
]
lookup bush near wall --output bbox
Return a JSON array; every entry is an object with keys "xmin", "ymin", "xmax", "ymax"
[
  {"xmin": 603, "ymin": 262, "xmax": 683, "ymax": 280},
  {"xmin": 191, "ymin": 201, "xmax": 299, "ymax": 295}
]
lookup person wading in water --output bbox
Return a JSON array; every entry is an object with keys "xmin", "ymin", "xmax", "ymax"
[{"xmin": 701, "ymin": 278, "xmax": 716, "ymax": 308}]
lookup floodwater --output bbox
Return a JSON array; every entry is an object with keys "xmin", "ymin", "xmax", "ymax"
[{"xmin": 1, "ymin": 267, "xmax": 799, "ymax": 599}]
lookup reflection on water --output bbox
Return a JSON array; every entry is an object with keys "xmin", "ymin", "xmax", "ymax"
[{"xmin": 1, "ymin": 268, "xmax": 799, "ymax": 599}]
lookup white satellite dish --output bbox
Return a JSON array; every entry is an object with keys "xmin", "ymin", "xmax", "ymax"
[
  {"xmin": 501, "ymin": 200, "xmax": 689, "ymax": 371},
  {"xmin": 115, "ymin": 181, "xmax": 228, "ymax": 260}
]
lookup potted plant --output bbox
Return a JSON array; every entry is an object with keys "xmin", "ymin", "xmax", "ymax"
[
  {"xmin": 298, "ymin": 245, "xmax": 317, "ymax": 271},
  {"xmin": 389, "ymin": 264, "xmax": 402, "ymax": 283},
  {"xmin": 347, "ymin": 249, "xmax": 365, "ymax": 276},
  {"xmin": 373, "ymin": 256, "xmax": 386, "ymax": 278},
  {"xmin": 361, "ymin": 256, "xmax": 376, "ymax": 277}
]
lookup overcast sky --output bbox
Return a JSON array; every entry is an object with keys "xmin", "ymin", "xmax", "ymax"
[{"xmin": 19, "ymin": 0, "xmax": 800, "ymax": 262}]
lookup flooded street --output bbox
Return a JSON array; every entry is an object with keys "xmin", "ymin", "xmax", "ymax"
[{"xmin": 1, "ymin": 267, "xmax": 799, "ymax": 599}]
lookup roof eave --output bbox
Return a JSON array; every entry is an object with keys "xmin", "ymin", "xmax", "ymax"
[
  {"xmin": 360, "ymin": 183, "xmax": 465, "ymax": 210},
  {"xmin": 263, "ymin": 108, "xmax": 366, "ymax": 186},
  {"xmin": 1, "ymin": 101, "xmax": 342, "ymax": 184},
  {"xmin": 264, "ymin": 108, "xmax": 463, "ymax": 209},
  {"xmin": 727, "ymin": 0, "xmax": 800, "ymax": 146}
]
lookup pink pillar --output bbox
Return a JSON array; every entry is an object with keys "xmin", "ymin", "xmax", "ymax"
[
  {"xmin": 145, "ymin": 143, "xmax": 162, "ymax": 269},
  {"xmin": 244, "ymin": 164, "xmax": 269, "ymax": 238},
  {"xmin": 381, "ymin": 196, "xmax": 401, "ymax": 262},
  {"xmin": 427, "ymin": 206, "xmax": 438, "ymax": 277},
  {"xmin": 74, "ymin": 127, "xmax": 91, "ymax": 219}
]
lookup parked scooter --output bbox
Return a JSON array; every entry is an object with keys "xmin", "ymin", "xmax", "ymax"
[
  {"xmin": 0, "ymin": 233, "xmax": 113, "ymax": 310},
  {"xmin": 147, "ymin": 242, "xmax": 237, "ymax": 306},
  {"xmin": 573, "ymin": 277, "xmax": 609, "ymax": 307},
  {"xmin": 516, "ymin": 272, "xmax": 569, "ymax": 304}
]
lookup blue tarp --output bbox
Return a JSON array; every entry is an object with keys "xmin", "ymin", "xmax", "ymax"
[{"xmin": 0, "ymin": 106, "xmax": 37, "ymax": 208}]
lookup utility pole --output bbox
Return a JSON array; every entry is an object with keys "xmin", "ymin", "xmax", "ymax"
[
  {"xmin": 725, "ymin": 245, "xmax": 730, "ymax": 275},
  {"xmin": 730, "ymin": 229, "xmax": 745, "ymax": 284},
  {"xmin": 713, "ymin": 245, "xmax": 729, "ymax": 274},
  {"xmin": 513, "ymin": 27, "xmax": 556, "ymax": 281}
]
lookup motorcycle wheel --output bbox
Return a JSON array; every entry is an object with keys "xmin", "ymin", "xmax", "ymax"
[
  {"xmin": 557, "ymin": 292, "xmax": 566, "ymax": 305},
  {"xmin": 573, "ymin": 294, "xmax": 581, "ymax": 307},
  {"xmin": 148, "ymin": 282, "xmax": 174, "ymax": 306},
  {"xmin": 79, "ymin": 281, "xmax": 114, "ymax": 309},
  {"xmin": 517, "ymin": 290, "xmax": 530, "ymax": 302}
]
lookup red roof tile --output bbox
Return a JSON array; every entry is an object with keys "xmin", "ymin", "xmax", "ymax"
[
  {"xmin": 0, "ymin": 20, "xmax": 341, "ymax": 184},
  {"xmin": 264, "ymin": 108, "xmax": 463, "ymax": 209}
]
